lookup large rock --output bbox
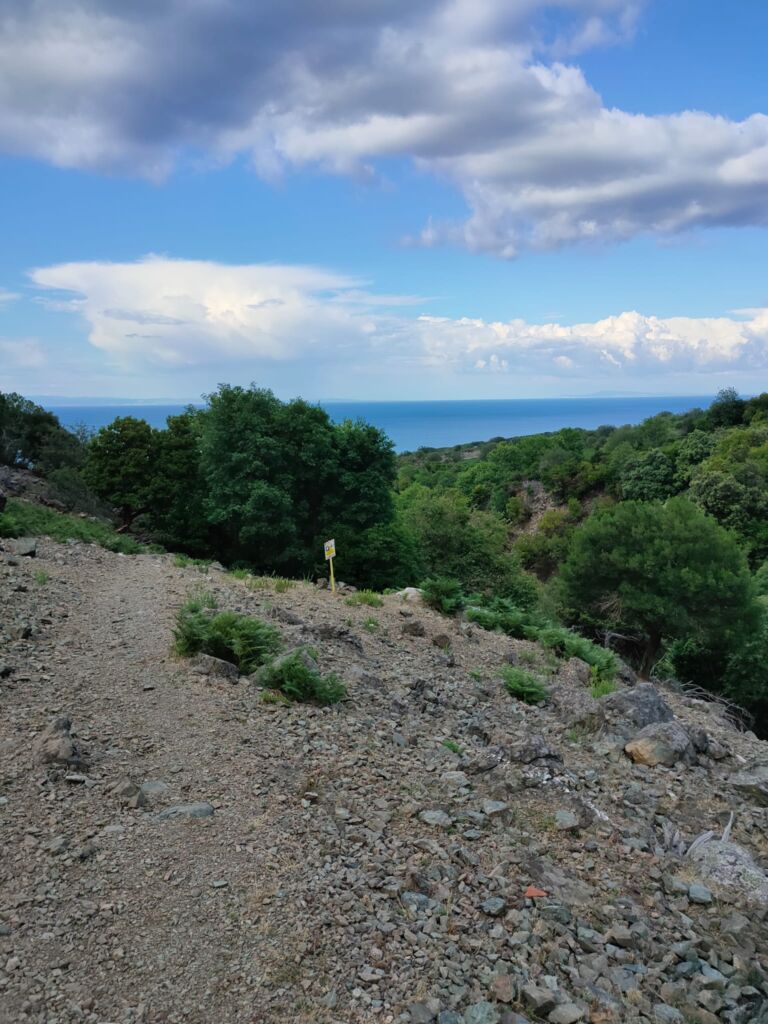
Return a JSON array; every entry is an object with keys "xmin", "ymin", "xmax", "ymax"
[
  {"xmin": 729, "ymin": 765, "xmax": 768, "ymax": 806},
  {"xmin": 602, "ymin": 683, "xmax": 673, "ymax": 735},
  {"xmin": 191, "ymin": 652, "xmax": 240, "ymax": 682},
  {"xmin": 624, "ymin": 721, "xmax": 695, "ymax": 767},
  {"xmin": 10, "ymin": 537, "xmax": 36, "ymax": 557},
  {"xmin": 688, "ymin": 839, "xmax": 768, "ymax": 908},
  {"xmin": 33, "ymin": 716, "xmax": 86, "ymax": 767}
]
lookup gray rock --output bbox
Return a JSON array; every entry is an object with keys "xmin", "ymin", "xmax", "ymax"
[
  {"xmin": 548, "ymin": 1005, "xmax": 584, "ymax": 1024},
  {"xmin": 155, "ymin": 802, "xmax": 215, "ymax": 821},
  {"xmin": 688, "ymin": 839, "xmax": 768, "ymax": 908},
  {"xmin": 652, "ymin": 1005, "xmax": 685, "ymax": 1024},
  {"xmin": 603, "ymin": 683, "xmax": 673, "ymax": 733},
  {"xmin": 140, "ymin": 779, "xmax": 170, "ymax": 801},
  {"xmin": 509, "ymin": 734, "xmax": 560, "ymax": 764},
  {"xmin": 624, "ymin": 721, "xmax": 695, "ymax": 767},
  {"xmin": 481, "ymin": 799, "xmax": 508, "ymax": 817},
  {"xmin": 409, "ymin": 1001, "xmax": 439, "ymax": 1023},
  {"xmin": 464, "ymin": 1003, "xmax": 501, "ymax": 1024},
  {"xmin": 687, "ymin": 883, "xmax": 713, "ymax": 904},
  {"xmin": 730, "ymin": 765, "xmax": 768, "ymax": 806},
  {"xmin": 480, "ymin": 896, "xmax": 507, "ymax": 916},
  {"xmin": 10, "ymin": 537, "xmax": 36, "ymax": 557},
  {"xmin": 192, "ymin": 653, "xmax": 239, "ymax": 682},
  {"xmin": 555, "ymin": 809, "xmax": 580, "ymax": 831},
  {"xmin": 437, "ymin": 1014, "xmax": 463, "ymax": 1024},
  {"xmin": 521, "ymin": 984, "xmax": 557, "ymax": 1016},
  {"xmin": 419, "ymin": 809, "xmax": 452, "ymax": 829}
]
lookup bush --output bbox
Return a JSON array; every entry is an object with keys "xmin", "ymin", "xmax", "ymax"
[
  {"xmin": 345, "ymin": 589, "xmax": 384, "ymax": 608},
  {"xmin": 421, "ymin": 577, "xmax": 466, "ymax": 615},
  {"xmin": 257, "ymin": 648, "xmax": 346, "ymax": 705},
  {"xmin": 173, "ymin": 595, "xmax": 282, "ymax": 673},
  {"xmin": 0, "ymin": 498, "xmax": 144, "ymax": 554},
  {"xmin": 534, "ymin": 625, "xmax": 617, "ymax": 677},
  {"xmin": 500, "ymin": 666, "xmax": 549, "ymax": 704}
]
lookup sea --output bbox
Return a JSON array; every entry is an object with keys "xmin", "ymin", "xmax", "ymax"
[{"xmin": 46, "ymin": 396, "xmax": 713, "ymax": 454}]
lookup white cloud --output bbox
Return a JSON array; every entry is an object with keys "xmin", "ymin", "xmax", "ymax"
[
  {"xmin": 0, "ymin": 338, "xmax": 46, "ymax": 370},
  {"xmin": 0, "ymin": 289, "xmax": 20, "ymax": 305},
  {"xmin": 1, "ymin": 2, "xmax": 768, "ymax": 255},
  {"xmin": 28, "ymin": 257, "xmax": 768, "ymax": 380}
]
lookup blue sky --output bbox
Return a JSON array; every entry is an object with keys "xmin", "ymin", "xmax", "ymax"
[{"xmin": 1, "ymin": 0, "xmax": 767, "ymax": 401}]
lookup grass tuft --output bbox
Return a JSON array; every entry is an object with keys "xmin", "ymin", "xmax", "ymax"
[
  {"xmin": 500, "ymin": 665, "xmax": 549, "ymax": 705},
  {"xmin": 345, "ymin": 589, "xmax": 384, "ymax": 608}
]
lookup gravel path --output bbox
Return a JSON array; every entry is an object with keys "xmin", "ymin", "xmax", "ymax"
[{"xmin": 2, "ymin": 540, "xmax": 768, "ymax": 1024}]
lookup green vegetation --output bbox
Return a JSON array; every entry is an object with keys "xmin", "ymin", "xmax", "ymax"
[
  {"xmin": 257, "ymin": 648, "xmax": 346, "ymax": 706},
  {"xmin": 363, "ymin": 617, "xmax": 380, "ymax": 632},
  {"xmin": 590, "ymin": 674, "xmax": 617, "ymax": 698},
  {"xmin": 345, "ymin": 589, "xmax": 384, "ymax": 607},
  {"xmin": 4, "ymin": 384, "xmax": 768, "ymax": 728},
  {"xmin": 500, "ymin": 666, "xmax": 549, "ymax": 704},
  {"xmin": 441, "ymin": 738, "xmax": 464, "ymax": 755},
  {"xmin": 33, "ymin": 570, "xmax": 50, "ymax": 586},
  {"xmin": 0, "ymin": 498, "xmax": 143, "ymax": 554},
  {"xmin": 173, "ymin": 553, "xmax": 211, "ymax": 571},
  {"xmin": 173, "ymin": 594, "xmax": 282, "ymax": 673}
]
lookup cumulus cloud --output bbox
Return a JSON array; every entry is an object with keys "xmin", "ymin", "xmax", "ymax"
[
  {"xmin": 28, "ymin": 256, "xmax": 768, "ymax": 379},
  {"xmin": 2, "ymin": 2, "xmax": 768, "ymax": 255}
]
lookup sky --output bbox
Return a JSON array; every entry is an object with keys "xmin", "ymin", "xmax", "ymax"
[{"xmin": 1, "ymin": 0, "xmax": 768, "ymax": 402}]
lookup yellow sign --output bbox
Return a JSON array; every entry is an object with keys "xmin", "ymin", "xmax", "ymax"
[{"xmin": 324, "ymin": 539, "xmax": 336, "ymax": 593}]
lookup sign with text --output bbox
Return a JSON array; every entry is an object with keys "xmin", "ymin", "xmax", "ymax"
[{"xmin": 324, "ymin": 539, "xmax": 336, "ymax": 561}]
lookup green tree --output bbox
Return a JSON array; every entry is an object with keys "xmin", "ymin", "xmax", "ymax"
[
  {"xmin": 620, "ymin": 450, "xmax": 677, "ymax": 501},
  {"xmin": 84, "ymin": 417, "xmax": 158, "ymax": 528},
  {"xmin": 148, "ymin": 409, "xmax": 209, "ymax": 554},
  {"xmin": 560, "ymin": 498, "xmax": 758, "ymax": 673},
  {"xmin": 0, "ymin": 392, "xmax": 82, "ymax": 472}
]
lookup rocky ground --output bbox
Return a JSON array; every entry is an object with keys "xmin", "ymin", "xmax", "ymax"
[{"xmin": 1, "ymin": 537, "xmax": 768, "ymax": 1024}]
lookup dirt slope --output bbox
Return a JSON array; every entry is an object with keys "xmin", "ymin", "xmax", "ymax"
[{"xmin": 1, "ymin": 541, "xmax": 768, "ymax": 1024}]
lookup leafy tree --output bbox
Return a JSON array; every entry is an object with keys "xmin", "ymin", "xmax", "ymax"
[
  {"xmin": 148, "ymin": 409, "xmax": 209, "ymax": 554},
  {"xmin": 560, "ymin": 498, "xmax": 758, "ymax": 673},
  {"xmin": 0, "ymin": 392, "xmax": 82, "ymax": 471},
  {"xmin": 84, "ymin": 417, "xmax": 158, "ymax": 528},
  {"xmin": 708, "ymin": 387, "xmax": 745, "ymax": 428},
  {"xmin": 619, "ymin": 450, "xmax": 677, "ymax": 501},
  {"xmin": 399, "ymin": 484, "xmax": 537, "ymax": 600}
]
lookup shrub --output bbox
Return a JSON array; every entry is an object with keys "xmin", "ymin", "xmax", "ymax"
[
  {"xmin": 500, "ymin": 666, "xmax": 549, "ymax": 704},
  {"xmin": 173, "ymin": 595, "xmax": 282, "ymax": 673},
  {"xmin": 345, "ymin": 589, "xmax": 384, "ymax": 608},
  {"xmin": 0, "ymin": 498, "xmax": 143, "ymax": 554},
  {"xmin": 534, "ymin": 625, "xmax": 617, "ymax": 677},
  {"xmin": 421, "ymin": 576, "xmax": 466, "ymax": 615},
  {"xmin": 257, "ymin": 648, "xmax": 346, "ymax": 705}
]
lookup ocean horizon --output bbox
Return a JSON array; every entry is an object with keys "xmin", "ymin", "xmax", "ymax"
[{"xmin": 45, "ymin": 395, "xmax": 714, "ymax": 454}]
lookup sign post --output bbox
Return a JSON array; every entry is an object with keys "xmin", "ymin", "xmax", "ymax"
[{"xmin": 324, "ymin": 539, "xmax": 336, "ymax": 593}]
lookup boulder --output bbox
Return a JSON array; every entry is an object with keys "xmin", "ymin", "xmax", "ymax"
[
  {"xmin": 624, "ymin": 721, "xmax": 695, "ymax": 767},
  {"xmin": 602, "ymin": 683, "xmax": 673, "ymax": 735},
  {"xmin": 688, "ymin": 839, "xmax": 768, "ymax": 908},
  {"xmin": 395, "ymin": 587, "xmax": 424, "ymax": 605}
]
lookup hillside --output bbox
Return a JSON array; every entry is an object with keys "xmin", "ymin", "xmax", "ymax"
[{"xmin": 2, "ymin": 535, "xmax": 768, "ymax": 1024}]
